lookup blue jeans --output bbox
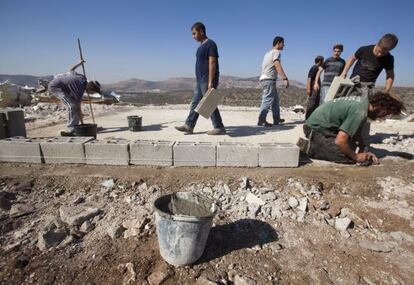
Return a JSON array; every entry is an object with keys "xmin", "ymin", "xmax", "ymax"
[
  {"xmin": 185, "ymin": 80, "xmax": 224, "ymax": 129},
  {"xmin": 52, "ymin": 89, "xmax": 80, "ymax": 132},
  {"xmin": 319, "ymin": 85, "xmax": 330, "ymax": 105},
  {"xmin": 258, "ymin": 80, "xmax": 280, "ymax": 122}
]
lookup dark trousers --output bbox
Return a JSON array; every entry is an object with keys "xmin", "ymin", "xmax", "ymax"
[
  {"xmin": 305, "ymin": 91, "xmax": 320, "ymax": 120},
  {"xmin": 303, "ymin": 125, "xmax": 355, "ymax": 164},
  {"xmin": 185, "ymin": 80, "xmax": 224, "ymax": 129}
]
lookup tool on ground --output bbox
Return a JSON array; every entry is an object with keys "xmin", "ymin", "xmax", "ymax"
[{"xmin": 77, "ymin": 38, "xmax": 95, "ymax": 124}]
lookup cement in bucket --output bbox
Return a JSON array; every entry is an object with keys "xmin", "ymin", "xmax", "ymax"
[{"xmin": 153, "ymin": 192, "xmax": 217, "ymax": 266}]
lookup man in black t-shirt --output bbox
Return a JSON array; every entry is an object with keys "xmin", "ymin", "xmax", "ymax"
[
  {"xmin": 341, "ymin": 34, "xmax": 398, "ymax": 96},
  {"xmin": 305, "ymin": 56, "xmax": 324, "ymax": 119}
]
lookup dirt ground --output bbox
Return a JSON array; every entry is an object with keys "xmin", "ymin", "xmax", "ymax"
[{"xmin": 1, "ymin": 161, "xmax": 413, "ymax": 285}]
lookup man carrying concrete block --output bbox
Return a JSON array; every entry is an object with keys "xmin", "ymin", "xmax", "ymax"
[
  {"xmin": 257, "ymin": 36, "xmax": 289, "ymax": 127},
  {"xmin": 340, "ymin": 34, "xmax": 398, "ymax": 96},
  {"xmin": 48, "ymin": 60, "xmax": 101, "ymax": 136},
  {"xmin": 297, "ymin": 92, "xmax": 405, "ymax": 165},
  {"xmin": 175, "ymin": 22, "xmax": 226, "ymax": 135}
]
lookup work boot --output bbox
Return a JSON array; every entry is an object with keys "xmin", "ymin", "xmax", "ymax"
[
  {"xmin": 273, "ymin": 118, "xmax": 285, "ymax": 125},
  {"xmin": 207, "ymin": 128, "xmax": 226, "ymax": 135},
  {"xmin": 175, "ymin": 124, "xmax": 193, "ymax": 134},
  {"xmin": 60, "ymin": 130, "xmax": 75, "ymax": 137},
  {"xmin": 296, "ymin": 137, "xmax": 310, "ymax": 154},
  {"xmin": 257, "ymin": 120, "xmax": 273, "ymax": 127}
]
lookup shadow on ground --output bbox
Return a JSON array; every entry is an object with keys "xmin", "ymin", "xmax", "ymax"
[
  {"xmin": 197, "ymin": 219, "xmax": 278, "ymax": 264},
  {"xmin": 225, "ymin": 124, "xmax": 295, "ymax": 138},
  {"xmin": 98, "ymin": 123, "xmax": 167, "ymax": 134},
  {"xmin": 370, "ymin": 146, "xmax": 413, "ymax": 160}
]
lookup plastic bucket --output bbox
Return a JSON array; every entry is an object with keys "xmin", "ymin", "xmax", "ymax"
[
  {"xmin": 73, "ymin": 124, "xmax": 97, "ymax": 139},
  {"xmin": 153, "ymin": 192, "xmax": 217, "ymax": 266},
  {"xmin": 127, "ymin": 115, "xmax": 142, "ymax": 132}
]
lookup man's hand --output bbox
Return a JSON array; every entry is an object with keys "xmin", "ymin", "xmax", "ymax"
[
  {"xmin": 339, "ymin": 73, "xmax": 346, "ymax": 79},
  {"xmin": 284, "ymin": 78, "xmax": 289, "ymax": 88},
  {"xmin": 208, "ymin": 82, "xmax": 214, "ymax": 90},
  {"xmin": 355, "ymin": 152, "xmax": 379, "ymax": 164},
  {"xmin": 313, "ymin": 82, "xmax": 320, "ymax": 92}
]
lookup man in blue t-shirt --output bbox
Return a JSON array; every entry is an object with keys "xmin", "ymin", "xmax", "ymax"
[
  {"xmin": 48, "ymin": 60, "xmax": 101, "ymax": 136},
  {"xmin": 175, "ymin": 22, "xmax": 225, "ymax": 135}
]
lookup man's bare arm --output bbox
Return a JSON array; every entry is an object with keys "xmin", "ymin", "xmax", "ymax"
[
  {"xmin": 384, "ymin": 69, "xmax": 394, "ymax": 92},
  {"xmin": 208, "ymin": 56, "xmax": 217, "ymax": 89},
  {"xmin": 306, "ymin": 78, "xmax": 312, "ymax": 97},
  {"xmin": 69, "ymin": 60, "xmax": 86, "ymax": 72},
  {"xmin": 340, "ymin": 54, "xmax": 357, "ymax": 78},
  {"xmin": 314, "ymin": 67, "xmax": 323, "ymax": 92},
  {"xmin": 335, "ymin": 131, "xmax": 378, "ymax": 163},
  {"xmin": 274, "ymin": 60, "xmax": 289, "ymax": 88}
]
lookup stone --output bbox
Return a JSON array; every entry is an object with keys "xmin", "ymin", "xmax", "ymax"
[
  {"xmin": 54, "ymin": 189, "xmax": 65, "ymax": 197},
  {"xmin": 40, "ymin": 137, "xmax": 93, "ymax": 164},
  {"xmin": 0, "ymin": 193, "xmax": 12, "ymax": 211},
  {"xmin": 129, "ymin": 140, "xmax": 174, "ymax": 166},
  {"xmin": 147, "ymin": 262, "xmax": 171, "ymax": 285},
  {"xmin": 359, "ymin": 240, "xmax": 392, "ymax": 253},
  {"xmin": 80, "ymin": 220, "xmax": 94, "ymax": 233},
  {"xmin": 37, "ymin": 223, "xmax": 68, "ymax": 251},
  {"xmin": 59, "ymin": 204, "xmax": 102, "ymax": 226},
  {"xmin": 196, "ymin": 277, "xmax": 217, "ymax": 285},
  {"xmin": 297, "ymin": 197, "xmax": 308, "ymax": 212},
  {"xmin": 9, "ymin": 204, "xmax": 35, "ymax": 218},
  {"xmin": 216, "ymin": 142, "xmax": 259, "ymax": 167},
  {"xmin": 268, "ymin": 242, "xmax": 282, "ymax": 252},
  {"xmin": 390, "ymin": 231, "xmax": 414, "ymax": 242},
  {"xmin": 318, "ymin": 201, "xmax": 330, "ymax": 211},
  {"xmin": 288, "ymin": 197, "xmax": 299, "ymax": 208},
  {"xmin": 246, "ymin": 192, "xmax": 265, "ymax": 206},
  {"xmin": 234, "ymin": 275, "xmax": 256, "ymax": 285},
  {"xmin": 335, "ymin": 217, "xmax": 352, "ymax": 232},
  {"xmin": 107, "ymin": 224, "xmax": 126, "ymax": 239},
  {"xmin": 260, "ymin": 192, "xmax": 277, "ymax": 202},
  {"xmin": 101, "ymin": 179, "xmax": 115, "ymax": 190},
  {"xmin": 240, "ymin": 177, "xmax": 250, "ymax": 190},
  {"xmin": 72, "ymin": 196, "xmax": 85, "ymax": 205},
  {"xmin": 123, "ymin": 263, "xmax": 136, "ymax": 285},
  {"xmin": 248, "ymin": 204, "xmax": 261, "ymax": 218}
]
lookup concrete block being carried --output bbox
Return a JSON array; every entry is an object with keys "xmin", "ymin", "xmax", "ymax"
[
  {"xmin": 195, "ymin": 88, "xmax": 223, "ymax": 119},
  {"xmin": 0, "ymin": 137, "xmax": 43, "ymax": 163},
  {"xmin": 173, "ymin": 141, "xmax": 216, "ymax": 167},
  {"xmin": 217, "ymin": 142, "xmax": 258, "ymax": 167},
  {"xmin": 259, "ymin": 142, "xmax": 299, "ymax": 167},
  {"xmin": 40, "ymin": 137, "xmax": 94, "ymax": 164},
  {"xmin": 85, "ymin": 139, "xmax": 129, "ymax": 165},
  {"xmin": 129, "ymin": 140, "xmax": 174, "ymax": 166},
  {"xmin": 325, "ymin": 76, "xmax": 354, "ymax": 102}
]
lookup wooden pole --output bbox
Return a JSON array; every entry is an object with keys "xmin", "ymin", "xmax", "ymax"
[{"xmin": 77, "ymin": 38, "xmax": 95, "ymax": 124}]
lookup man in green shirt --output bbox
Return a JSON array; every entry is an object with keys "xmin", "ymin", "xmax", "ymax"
[{"xmin": 298, "ymin": 91, "xmax": 405, "ymax": 164}]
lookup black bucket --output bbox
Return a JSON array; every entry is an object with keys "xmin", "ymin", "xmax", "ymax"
[
  {"xmin": 127, "ymin": 116, "xmax": 142, "ymax": 132},
  {"xmin": 74, "ymin": 124, "xmax": 97, "ymax": 139}
]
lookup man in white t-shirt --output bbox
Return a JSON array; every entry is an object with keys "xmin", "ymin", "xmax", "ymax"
[{"xmin": 257, "ymin": 36, "xmax": 289, "ymax": 127}]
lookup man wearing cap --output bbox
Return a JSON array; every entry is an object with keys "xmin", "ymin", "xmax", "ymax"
[{"xmin": 48, "ymin": 60, "xmax": 101, "ymax": 136}]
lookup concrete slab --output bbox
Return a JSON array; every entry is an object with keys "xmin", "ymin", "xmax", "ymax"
[
  {"xmin": 173, "ymin": 141, "xmax": 216, "ymax": 167},
  {"xmin": 40, "ymin": 137, "xmax": 94, "ymax": 164},
  {"xmin": 85, "ymin": 139, "xmax": 129, "ymax": 165},
  {"xmin": 217, "ymin": 142, "xmax": 258, "ymax": 167},
  {"xmin": 259, "ymin": 142, "xmax": 299, "ymax": 167},
  {"xmin": 129, "ymin": 140, "xmax": 174, "ymax": 166},
  {"xmin": 0, "ymin": 137, "xmax": 43, "ymax": 163}
]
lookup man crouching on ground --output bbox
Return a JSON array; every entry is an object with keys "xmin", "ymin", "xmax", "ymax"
[
  {"xmin": 48, "ymin": 60, "xmax": 101, "ymax": 136},
  {"xmin": 297, "ymin": 92, "xmax": 405, "ymax": 164}
]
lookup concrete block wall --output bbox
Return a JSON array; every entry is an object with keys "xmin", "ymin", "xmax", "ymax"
[
  {"xmin": 85, "ymin": 139, "xmax": 129, "ymax": 165},
  {"xmin": 217, "ymin": 142, "xmax": 258, "ymax": 167},
  {"xmin": 40, "ymin": 137, "xmax": 94, "ymax": 164},
  {"xmin": 0, "ymin": 137, "xmax": 43, "ymax": 163},
  {"xmin": 173, "ymin": 141, "xmax": 216, "ymax": 167},
  {"xmin": 0, "ymin": 108, "xmax": 26, "ymax": 138},
  {"xmin": 0, "ymin": 113, "xmax": 6, "ymax": 139},
  {"xmin": 259, "ymin": 142, "xmax": 299, "ymax": 167},
  {"xmin": 130, "ymin": 140, "xmax": 174, "ymax": 166}
]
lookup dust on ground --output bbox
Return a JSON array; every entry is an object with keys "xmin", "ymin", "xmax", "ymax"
[{"xmin": 1, "ymin": 161, "xmax": 413, "ymax": 285}]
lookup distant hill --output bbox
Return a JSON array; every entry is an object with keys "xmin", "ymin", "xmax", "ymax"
[
  {"xmin": 0, "ymin": 74, "xmax": 53, "ymax": 87},
  {"xmin": 102, "ymin": 76, "xmax": 305, "ymax": 92}
]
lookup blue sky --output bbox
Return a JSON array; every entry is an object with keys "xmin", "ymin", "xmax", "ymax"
[{"xmin": 1, "ymin": 0, "xmax": 413, "ymax": 86}]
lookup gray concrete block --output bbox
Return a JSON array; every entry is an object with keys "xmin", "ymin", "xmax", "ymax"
[
  {"xmin": 0, "ymin": 113, "xmax": 6, "ymax": 139},
  {"xmin": 173, "ymin": 141, "xmax": 216, "ymax": 167},
  {"xmin": 217, "ymin": 142, "xmax": 258, "ymax": 167},
  {"xmin": 85, "ymin": 139, "xmax": 129, "ymax": 165},
  {"xmin": 0, "ymin": 137, "xmax": 43, "ymax": 163},
  {"xmin": 3, "ymin": 109, "xmax": 26, "ymax": 137},
  {"xmin": 40, "ymin": 137, "xmax": 94, "ymax": 164},
  {"xmin": 129, "ymin": 140, "xmax": 174, "ymax": 166},
  {"xmin": 259, "ymin": 142, "xmax": 299, "ymax": 167}
]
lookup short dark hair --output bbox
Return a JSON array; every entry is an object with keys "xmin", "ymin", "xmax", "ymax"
[
  {"xmin": 191, "ymin": 22, "xmax": 206, "ymax": 34},
  {"xmin": 273, "ymin": 36, "xmax": 284, "ymax": 47},
  {"xmin": 333, "ymin": 44, "xmax": 343, "ymax": 52},
  {"xmin": 378, "ymin": 34, "xmax": 398, "ymax": 51},
  {"xmin": 315, "ymin": 55, "xmax": 324, "ymax": 64},
  {"xmin": 86, "ymin": 81, "xmax": 101, "ymax": 94},
  {"xmin": 368, "ymin": 91, "xmax": 405, "ymax": 116}
]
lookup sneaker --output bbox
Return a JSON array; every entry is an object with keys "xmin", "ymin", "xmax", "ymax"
[
  {"xmin": 175, "ymin": 124, "xmax": 193, "ymax": 134},
  {"xmin": 296, "ymin": 137, "xmax": 310, "ymax": 154},
  {"xmin": 257, "ymin": 121, "xmax": 273, "ymax": 127},
  {"xmin": 60, "ymin": 130, "xmax": 75, "ymax": 137},
  {"xmin": 273, "ymin": 118, "xmax": 285, "ymax": 125},
  {"xmin": 207, "ymin": 128, "xmax": 226, "ymax": 135}
]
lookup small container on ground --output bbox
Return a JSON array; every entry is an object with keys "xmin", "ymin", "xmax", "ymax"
[{"xmin": 127, "ymin": 115, "xmax": 142, "ymax": 132}]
